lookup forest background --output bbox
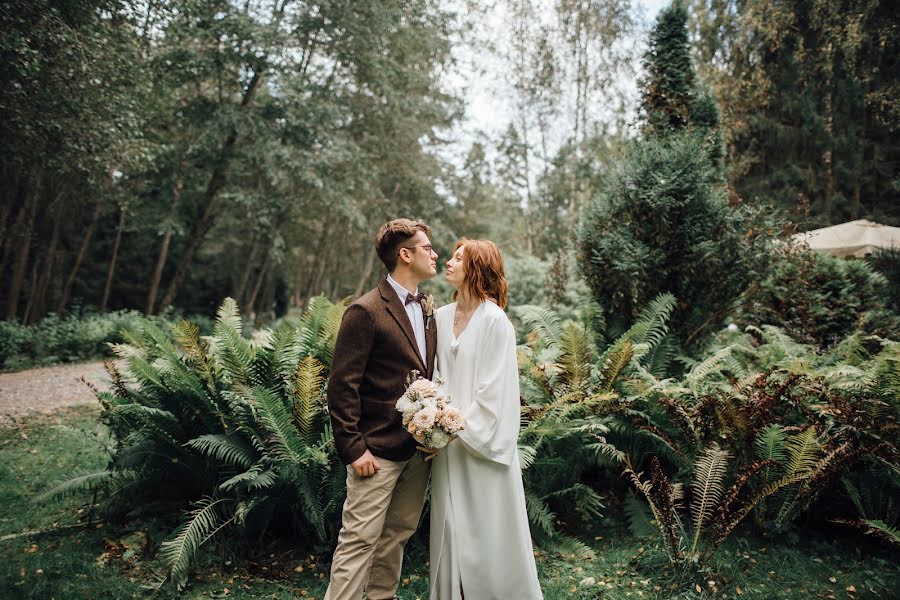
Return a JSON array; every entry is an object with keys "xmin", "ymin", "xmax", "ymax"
[{"xmin": 2, "ymin": 0, "xmax": 897, "ymax": 325}]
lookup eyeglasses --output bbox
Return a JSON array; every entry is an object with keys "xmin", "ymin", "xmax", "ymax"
[{"xmin": 399, "ymin": 244, "xmax": 433, "ymax": 255}]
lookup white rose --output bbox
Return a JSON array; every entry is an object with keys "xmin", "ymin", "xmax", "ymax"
[{"xmin": 396, "ymin": 394, "xmax": 417, "ymax": 414}]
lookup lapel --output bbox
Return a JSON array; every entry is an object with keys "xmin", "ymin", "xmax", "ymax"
[{"xmin": 379, "ymin": 279, "xmax": 427, "ymax": 372}]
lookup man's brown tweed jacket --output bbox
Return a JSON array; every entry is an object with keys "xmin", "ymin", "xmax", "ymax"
[{"xmin": 328, "ymin": 278, "xmax": 437, "ymax": 465}]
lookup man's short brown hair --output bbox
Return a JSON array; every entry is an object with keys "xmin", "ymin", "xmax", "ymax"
[{"xmin": 375, "ymin": 219, "xmax": 432, "ymax": 273}]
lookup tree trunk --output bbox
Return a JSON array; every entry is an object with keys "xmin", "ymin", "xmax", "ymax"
[
  {"xmin": 6, "ymin": 174, "xmax": 41, "ymax": 320},
  {"xmin": 158, "ymin": 69, "xmax": 262, "ymax": 311},
  {"xmin": 101, "ymin": 203, "xmax": 127, "ymax": 311},
  {"xmin": 57, "ymin": 193, "xmax": 103, "ymax": 314},
  {"xmin": 235, "ymin": 230, "xmax": 260, "ymax": 305},
  {"xmin": 299, "ymin": 223, "xmax": 331, "ymax": 306},
  {"xmin": 246, "ymin": 251, "xmax": 271, "ymax": 317},
  {"xmin": 0, "ymin": 175, "xmax": 30, "ymax": 283},
  {"xmin": 146, "ymin": 177, "xmax": 183, "ymax": 315},
  {"xmin": 28, "ymin": 192, "xmax": 66, "ymax": 323},
  {"xmin": 22, "ymin": 259, "xmax": 40, "ymax": 324}
]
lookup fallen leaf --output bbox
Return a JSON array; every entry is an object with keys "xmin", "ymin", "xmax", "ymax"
[{"xmin": 829, "ymin": 577, "xmax": 837, "ymax": 583}]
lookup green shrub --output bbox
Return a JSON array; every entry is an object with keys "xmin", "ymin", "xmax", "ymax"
[
  {"xmin": 0, "ymin": 320, "xmax": 30, "ymax": 368},
  {"xmin": 578, "ymin": 131, "xmax": 769, "ymax": 349},
  {"xmin": 1, "ymin": 309, "xmax": 214, "ymax": 371},
  {"xmin": 867, "ymin": 247, "xmax": 900, "ymax": 313},
  {"xmin": 40, "ymin": 297, "xmax": 349, "ymax": 590},
  {"xmin": 739, "ymin": 244, "xmax": 898, "ymax": 348}
]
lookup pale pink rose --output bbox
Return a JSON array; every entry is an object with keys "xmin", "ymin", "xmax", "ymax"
[
  {"xmin": 408, "ymin": 378, "xmax": 436, "ymax": 397},
  {"xmin": 413, "ymin": 406, "xmax": 437, "ymax": 430},
  {"xmin": 439, "ymin": 407, "xmax": 466, "ymax": 432}
]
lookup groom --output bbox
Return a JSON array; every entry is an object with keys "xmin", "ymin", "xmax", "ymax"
[{"xmin": 325, "ymin": 218, "xmax": 438, "ymax": 600}]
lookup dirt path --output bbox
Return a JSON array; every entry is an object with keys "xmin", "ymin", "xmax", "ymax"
[{"xmin": 0, "ymin": 361, "xmax": 119, "ymax": 427}]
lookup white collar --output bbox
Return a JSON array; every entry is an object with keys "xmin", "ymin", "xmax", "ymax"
[{"xmin": 386, "ymin": 274, "xmax": 418, "ymax": 302}]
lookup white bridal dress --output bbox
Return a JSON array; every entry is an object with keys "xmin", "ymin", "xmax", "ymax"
[{"xmin": 429, "ymin": 301, "xmax": 543, "ymax": 600}]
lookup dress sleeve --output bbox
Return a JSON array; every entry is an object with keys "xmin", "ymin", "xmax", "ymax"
[{"xmin": 456, "ymin": 312, "xmax": 520, "ymax": 465}]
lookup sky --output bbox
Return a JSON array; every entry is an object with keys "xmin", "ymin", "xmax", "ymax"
[{"xmin": 439, "ymin": 0, "xmax": 670, "ymax": 170}]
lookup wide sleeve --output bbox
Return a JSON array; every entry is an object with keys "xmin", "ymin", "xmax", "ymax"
[
  {"xmin": 327, "ymin": 303, "xmax": 374, "ymax": 465},
  {"xmin": 456, "ymin": 313, "xmax": 521, "ymax": 465}
]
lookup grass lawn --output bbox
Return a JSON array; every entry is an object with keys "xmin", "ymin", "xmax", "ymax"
[{"xmin": 1, "ymin": 408, "xmax": 897, "ymax": 599}]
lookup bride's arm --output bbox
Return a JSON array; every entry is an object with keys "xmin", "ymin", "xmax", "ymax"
[{"xmin": 456, "ymin": 314, "xmax": 520, "ymax": 465}]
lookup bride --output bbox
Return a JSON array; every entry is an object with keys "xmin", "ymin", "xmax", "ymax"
[{"xmin": 427, "ymin": 239, "xmax": 542, "ymax": 600}]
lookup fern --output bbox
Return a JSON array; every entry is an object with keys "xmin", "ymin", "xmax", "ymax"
[
  {"xmin": 689, "ymin": 445, "xmax": 730, "ymax": 557},
  {"xmin": 631, "ymin": 293, "xmax": 677, "ymax": 349},
  {"xmin": 557, "ymin": 322, "xmax": 593, "ymax": 393},
  {"xmin": 832, "ymin": 519, "xmax": 900, "ymax": 546},
  {"xmin": 219, "ymin": 466, "xmax": 278, "ymax": 492},
  {"xmin": 156, "ymin": 497, "xmax": 234, "ymax": 591},
  {"xmin": 214, "ymin": 298, "xmax": 255, "ymax": 385},
  {"xmin": 294, "ymin": 356, "xmax": 325, "ymax": 443},
  {"xmin": 597, "ymin": 339, "xmax": 634, "ymax": 392},
  {"xmin": 514, "ymin": 305, "xmax": 563, "ymax": 346},
  {"xmin": 624, "ymin": 491, "xmax": 657, "ymax": 538},
  {"xmin": 36, "ymin": 469, "xmax": 118, "ymax": 502},
  {"xmin": 242, "ymin": 386, "xmax": 307, "ymax": 465},
  {"xmin": 186, "ymin": 434, "xmax": 257, "ymax": 470},
  {"xmin": 755, "ymin": 425, "xmax": 788, "ymax": 464}
]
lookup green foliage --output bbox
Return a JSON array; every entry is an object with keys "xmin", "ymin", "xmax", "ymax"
[
  {"xmin": 640, "ymin": 1, "xmax": 698, "ymax": 134},
  {"xmin": 578, "ymin": 132, "xmax": 769, "ymax": 348},
  {"xmin": 693, "ymin": 0, "xmax": 900, "ymax": 226},
  {"xmin": 0, "ymin": 309, "xmax": 211, "ymax": 371},
  {"xmin": 41, "ymin": 296, "xmax": 348, "ymax": 590},
  {"xmin": 739, "ymin": 244, "xmax": 898, "ymax": 349},
  {"xmin": 867, "ymin": 248, "xmax": 900, "ymax": 313}
]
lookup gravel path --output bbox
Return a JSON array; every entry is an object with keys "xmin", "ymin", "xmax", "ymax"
[{"xmin": 0, "ymin": 361, "xmax": 119, "ymax": 427}]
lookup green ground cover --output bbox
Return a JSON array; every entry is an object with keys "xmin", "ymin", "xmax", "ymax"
[{"xmin": 1, "ymin": 408, "xmax": 896, "ymax": 599}]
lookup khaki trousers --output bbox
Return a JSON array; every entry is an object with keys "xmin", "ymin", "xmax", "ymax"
[{"xmin": 325, "ymin": 453, "xmax": 429, "ymax": 600}]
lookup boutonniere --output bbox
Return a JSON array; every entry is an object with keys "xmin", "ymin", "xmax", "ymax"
[{"xmin": 421, "ymin": 294, "xmax": 435, "ymax": 327}]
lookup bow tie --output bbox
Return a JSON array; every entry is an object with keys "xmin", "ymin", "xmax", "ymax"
[{"xmin": 405, "ymin": 292, "xmax": 426, "ymax": 306}]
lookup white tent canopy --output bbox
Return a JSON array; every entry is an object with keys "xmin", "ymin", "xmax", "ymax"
[{"xmin": 791, "ymin": 219, "xmax": 900, "ymax": 258}]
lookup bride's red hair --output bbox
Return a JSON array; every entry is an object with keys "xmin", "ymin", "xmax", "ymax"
[{"xmin": 452, "ymin": 239, "xmax": 509, "ymax": 309}]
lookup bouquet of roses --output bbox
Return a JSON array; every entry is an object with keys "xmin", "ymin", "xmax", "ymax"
[{"xmin": 396, "ymin": 371, "xmax": 465, "ymax": 449}]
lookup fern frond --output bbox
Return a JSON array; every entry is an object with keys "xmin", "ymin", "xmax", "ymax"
[
  {"xmin": 755, "ymin": 424, "xmax": 788, "ymax": 464},
  {"xmin": 557, "ymin": 322, "xmax": 593, "ymax": 393},
  {"xmin": 831, "ymin": 519, "xmax": 900, "ymax": 547},
  {"xmin": 294, "ymin": 356, "xmax": 325, "ymax": 443},
  {"xmin": 214, "ymin": 298, "xmax": 255, "ymax": 385},
  {"xmin": 243, "ymin": 386, "xmax": 307, "ymax": 464},
  {"xmin": 597, "ymin": 339, "xmax": 634, "ymax": 392},
  {"xmin": 784, "ymin": 428, "xmax": 821, "ymax": 477},
  {"xmin": 218, "ymin": 466, "xmax": 278, "ymax": 492},
  {"xmin": 518, "ymin": 444, "xmax": 537, "ymax": 470},
  {"xmin": 35, "ymin": 469, "xmax": 118, "ymax": 502},
  {"xmin": 631, "ymin": 293, "xmax": 676, "ymax": 349},
  {"xmin": 186, "ymin": 434, "xmax": 257, "ymax": 470},
  {"xmin": 548, "ymin": 482, "xmax": 605, "ymax": 521},
  {"xmin": 689, "ymin": 445, "xmax": 731, "ymax": 556},
  {"xmin": 514, "ymin": 305, "xmax": 563, "ymax": 347},
  {"xmin": 525, "ymin": 490, "xmax": 557, "ymax": 539},
  {"xmin": 686, "ymin": 345, "xmax": 734, "ymax": 391},
  {"xmin": 156, "ymin": 497, "xmax": 234, "ymax": 590},
  {"xmin": 624, "ymin": 491, "xmax": 657, "ymax": 538}
]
